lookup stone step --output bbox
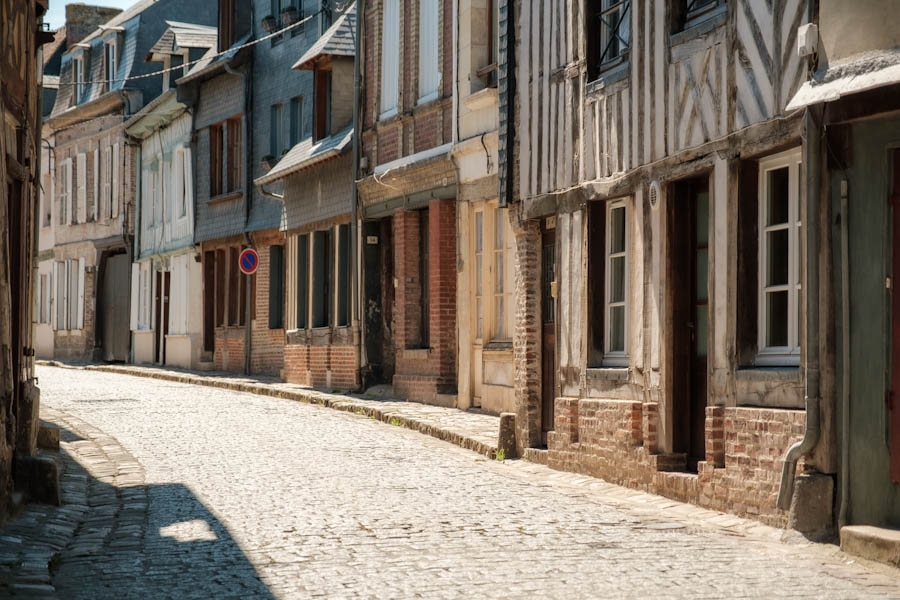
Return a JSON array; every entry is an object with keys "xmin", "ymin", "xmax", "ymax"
[
  {"xmin": 841, "ymin": 525, "xmax": 900, "ymax": 568},
  {"xmin": 195, "ymin": 361, "xmax": 216, "ymax": 372}
]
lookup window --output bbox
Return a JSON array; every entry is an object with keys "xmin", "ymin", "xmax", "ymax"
[
  {"xmin": 314, "ymin": 70, "xmax": 332, "ymax": 141},
  {"xmin": 38, "ymin": 274, "xmax": 50, "ymax": 324},
  {"xmin": 59, "ymin": 158, "xmax": 72, "ymax": 225},
  {"xmin": 174, "ymin": 146, "xmax": 191, "ymax": 220},
  {"xmin": 53, "ymin": 258, "xmax": 84, "ymax": 331},
  {"xmin": 153, "ymin": 156, "xmax": 163, "ymax": 226},
  {"xmin": 586, "ymin": 0, "xmax": 630, "ymax": 80},
  {"xmin": 757, "ymin": 149, "xmax": 802, "ymax": 365},
  {"xmin": 76, "ymin": 153, "xmax": 87, "ymax": 223},
  {"xmin": 474, "ymin": 210, "xmax": 484, "ymax": 340},
  {"xmin": 209, "ymin": 124, "xmax": 224, "ymax": 197},
  {"xmin": 312, "ymin": 230, "xmax": 332, "ymax": 328},
  {"xmin": 380, "ymin": 0, "xmax": 400, "ymax": 119},
  {"xmin": 292, "ymin": 234, "xmax": 309, "ymax": 329},
  {"xmin": 104, "ymin": 39, "xmax": 117, "ymax": 91},
  {"xmin": 101, "ymin": 146, "xmax": 111, "ymax": 220},
  {"xmin": 133, "ymin": 261, "xmax": 154, "ymax": 330},
  {"xmin": 92, "ymin": 148, "xmax": 99, "ymax": 222},
  {"xmin": 270, "ymin": 103, "xmax": 284, "ymax": 158},
  {"xmin": 678, "ymin": 0, "xmax": 725, "ymax": 31},
  {"xmin": 493, "ymin": 208, "xmax": 512, "ymax": 340},
  {"xmin": 418, "ymin": 0, "xmax": 439, "ymax": 103},
  {"xmin": 604, "ymin": 200, "xmax": 628, "ymax": 365},
  {"xmin": 290, "ymin": 96, "xmax": 303, "ymax": 146},
  {"xmin": 226, "ymin": 117, "xmax": 242, "ymax": 193},
  {"xmin": 111, "ymin": 143, "xmax": 120, "ymax": 219},
  {"xmin": 73, "ymin": 56, "xmax": 85, "ymax": 103},
  {"xmin": 215, "ymin": 248, "xmax": 226, "ymax": 326},
  {"xmin": 320, "ymin": 0, "xmax": 333, "ymax": 34},
  {"xmin": 228, "ymin": 247, "xmax": 240, "ymax": 325},
  {"xmin": 336, "ymin": 224, "xmax": 350, "ymax": 327},
  {"xmin": 269, "ymin": 245, "xmax": 285, "ymax": 329}
]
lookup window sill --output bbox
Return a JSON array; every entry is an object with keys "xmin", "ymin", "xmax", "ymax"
[
  {"xmin": 378, "ymin": 107, "xmax": 398, "ymax": 122},
  {"xmin": 416, "ymin": 90, "xmax": 439, "ymax": 106},
  {"xmin": 402, "ymin": 348, "xmax": 431, "ymax": 360},
  {"xmin": 586, "ymin": 367, "xmax": 629, "ymax": 382},
  {"xmin": 671, "ymin": 7, "xmax": 727, "ymax": 45},
  {"xmin": 586, "ymin": 60, "xmax": 630, "ymax": 97},
  {"xmin": 208, "ymin": 191, "xmax": 243, "ymax": 205},
  {"xmin": 463, "ymin": 86, "xmax": 499, "ymax": 112},
  {"xmin": 735, "ymin": 366, "xmax": 801, "ymax": 384}
]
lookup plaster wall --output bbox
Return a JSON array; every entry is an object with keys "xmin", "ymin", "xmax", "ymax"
[{"xmin": 819, "ymin": 0, "xmax": 900, "ymax": 66}]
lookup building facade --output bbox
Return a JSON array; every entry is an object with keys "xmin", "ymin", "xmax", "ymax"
[
  {"xmin": 504, "ymin": 0, "xmax": 834, "ymax": 530},
  {"xmin": 255, "ymin": 6, "xmax": 360, "ymax": 391},
  {"xmin": 44, "ymin": 0, "xmax": 216, "ymax": 363},
  {"xmin": 127, "ymin": 23, "xmax": 217, "ymax": 369},
  {"xmin": 357, "ymin": 0, "xmax": 459, "ymax": 404}
]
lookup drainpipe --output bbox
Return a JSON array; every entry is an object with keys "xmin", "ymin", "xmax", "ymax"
[
  {"xmin": 777, "ymin": 107, "xmax": 822, "ymax": 511},
  {"xmin": 257, "ymin": 183, "xmax": 283, "ymax": 200},
  {"xmin": 839, "ymin": 177, "xmax": 850, "ymax": 527},
  {"xmin": 354, "ymin": 0, "xmax": 365, "ymax": 373},
  {"xmin": 223, "ymin": 62, "xmax": 253, "ymax": 376}
]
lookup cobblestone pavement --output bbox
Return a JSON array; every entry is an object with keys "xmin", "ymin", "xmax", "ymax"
[{"xmin": 27, "ymin": 365, "xmax": 900, "ymax": 599}]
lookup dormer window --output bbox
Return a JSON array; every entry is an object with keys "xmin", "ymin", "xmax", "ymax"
[
  {"xmin": 314, "ymin": 68, "xmax": 332, "ymax": 141},
  {"xmin": 73, "ymin": 56, "xmax": 85, "ymax": 103},
  {"xmin": 105, "ymin": 39, "xmax": 118, "ymax": 91}
]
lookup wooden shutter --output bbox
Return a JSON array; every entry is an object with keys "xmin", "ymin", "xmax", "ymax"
[
  {"xmin": 380, "ymin": 0, "xmax": 400, "ymax": 117},
  {"xmin": 112, "ymin": 143, "xmax": 120, "ymax": 218},
  {"xmin": 337, "ymin": 224, "xmax": 350, "ymax": 326},
  {"xmin": 269, "ymin": 245, "xmax": 285, "ymax": 329},
  {"xmin": 182, "ymin": 147, "xmax": 193, "ymax": 220},
  {"xmin": 92, "ymin": 148, "xmax": 99, "ymax": 221},
  {"xmin": 52, "ymin": 262, "xmax": 59, "ymax": 330},
  {"xmin": 130, "ymin": 262, "xmax": 139, "ymax": 330},
  {"xmin": 103, "ymin": 146, "xmax": 111, "ymax": 219},
  {"xmin": 76, "ymin": 257, "xmax": 85, "ymax": 330},
  {"xmin": 77, "ymin": 153, "xmax": 87, "ymax": 223},
  {"xmin": 418, "ymin": 0, "xmax": 439, "ymax": 101}
]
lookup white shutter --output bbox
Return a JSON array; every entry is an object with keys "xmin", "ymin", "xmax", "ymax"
[
  {"xmin": 93, "ymin": 148, "xmax": 99, "ymax": 221},
  {"xmin": 76, "ymin": 153, "xmax": 87, "ymax": 223},
  {"xmin": 417, "ymin": 0, "xmax": 439, "ymax": 102},
  {"xmin": 112, "ymin": 143, "xmax": 120, "ymax": 218},
  {"xmin": 183, "ymin": 147, "xmax": 192, "ymax": 221},
  {"xmin": 130, "ymin": 262, "xmax": 139, "ymax": 330},
  {"xmin": 51, "ymin": 263, "xmax": 58, "ymax": 330},
  {"xmin": 61, "ymin": 261, "xmax": 70, "ymax": 330},
  {"xmin": 76, "ymin": 257, "xmax": 85, "ymax": 330},
  {"xmin": 380, "ymin": 0, "xmax": 400, "ymax": 118}
]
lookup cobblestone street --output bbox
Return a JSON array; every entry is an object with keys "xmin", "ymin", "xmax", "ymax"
[{"xmin": 15, "ymin": 366, "xmax": 900, "ymax": 598}]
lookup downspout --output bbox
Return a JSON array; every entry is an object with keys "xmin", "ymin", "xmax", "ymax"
[
  {"xmin": 354, "ymin": 0, "xmax": 366, "ymax": 372},
  {"xmin": 223, "ymin": 62, "xmax": 253, "ymax": 376},
  {"xmin": 351, "ymin": 0, "xmax": 362, "ymax": 372},
  {"xmin": 839, "ymin": 176, "xmax": 850, "ymax": 527},
  {"xmin": 777, "ymin": 106, "xmax": 822, "ymax": 511}
]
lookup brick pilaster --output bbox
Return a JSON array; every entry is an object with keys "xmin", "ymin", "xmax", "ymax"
[{"xmin": 512, "ymin": 217, "xmax": 541, "ymax": 453}]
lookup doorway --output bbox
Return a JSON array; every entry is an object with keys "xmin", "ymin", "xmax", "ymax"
[
  {"xmin": 541, "ymin": 224, "xmax": 556, "ymax": 445},
  {"xmin": 100, "ymin": 253, "xmax": 132, "ymax": 362},
  {"xmin": 670, "ymin": 177, "xmax": 709, "ymax": 471},
  {"xmin": 891, "ymin": 149, "xmax": 900, "ymax": 482},
  {"xmin": 154, "ymin": 271, "xmax": 170, "ymax": 365},
  {"xmin": 363, "ymin": 217, "xmax": 394, "ymax": 386},
  {"xmin": 203, "ymin": 251, "xmax": 215, "ymax": 353}
]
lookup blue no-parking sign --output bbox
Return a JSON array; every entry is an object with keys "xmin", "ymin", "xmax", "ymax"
[{"xmin": 239, "ymin": 248, "xmax": 259, "ymax": 275}]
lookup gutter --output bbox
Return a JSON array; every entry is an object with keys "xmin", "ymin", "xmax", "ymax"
[{"xmin": 776, "ymin": 106, "xmax": 823, "ymax": 511}]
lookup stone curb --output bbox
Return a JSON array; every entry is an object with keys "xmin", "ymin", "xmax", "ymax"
[{"xmin": 36, "ymin": 361, "xmax": 500, "ymax": 460}]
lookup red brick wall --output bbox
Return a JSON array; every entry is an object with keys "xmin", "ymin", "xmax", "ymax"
[
  {"xmin": 214, "ymin": 328, "xmax": 245, "ymax": 372},
  {"xmin": 283, "ymin": 339, "xmax": 360, "ymax": 391},
  {"xmin": 391, "ymin": 198, "xmax": 457, "ymax": 403},
  {"xmin": 249, "ymin": 230, "xmax": 285, "ymax": 377},
  {"xmin": 544, "ymin": 399, "xmax": 806, "ymax": 527}
]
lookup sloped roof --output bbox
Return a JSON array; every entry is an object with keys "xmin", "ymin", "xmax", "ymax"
[
  {"xmin": 43, "ymin": 27, "xmax": 67, "ymax": 67},
  {"xmin": 787, "ymin": 48, "xmax": 900, "ymax": 111},
  {"xmin": 148, "ymin": 21, "xmax": 217, "ymax": 57},
  {"xmin": 293, "ymin": 3, "xmax": 356, "ymax": 70},
  {"xmin": 255, "ymin": 126, "xmax": 353, "ymax": 186},
  {"xmin": 177, "ymin": 32, "xmax": 251, "ymax": 84}
]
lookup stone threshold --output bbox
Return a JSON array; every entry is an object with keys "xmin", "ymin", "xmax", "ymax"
[
  {"xmin": 841, "ymin": 525, "xmax": 900, "ymax": 569},
  {"xmin": 36, "ymin": 361, "xmax": 502, "ymax": 460}
]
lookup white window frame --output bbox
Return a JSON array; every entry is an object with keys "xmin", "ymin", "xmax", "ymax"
[
  {"xmin": 379, "ymin": 0, "xmax": 400, "ymax": 120},
  {"xmin": 417, "ymin": 0, "xmax": 440, "ymax": 104},
  {"xmin": 73, "ymin": 56, "xmax": 85, "ymax": 103},
  {"xmin": 474, "ymin": 209, "xmax": 484, "ymax": 341},
  {"xmin": 491, "ymin": 206, "xmax": 512, "ymax": 341},
  {"xmin": 756, "ymin": 148, "xmax": 802, "ymax": 366},
  {"xmin": 604, "ymin": 198, "xmax": 628, "ymax": 365},
  {"xmin": 105, "ymin": 38, "xmax": 118, "ymax": 91},
  {"xmin": 598, "ymin": 0, "xmax": 630, "ymax": 69},
  {"xmin": 59, "ymin": 158, "xmax": 72, "ymax": 225},
  {"xmin": 102, "ymin": 145, "xmax": 112, "ymax": 220}
]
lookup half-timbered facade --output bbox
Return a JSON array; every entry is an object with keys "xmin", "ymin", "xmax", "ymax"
[{"xmin": 506, "ymin": 0, "xmax": 833, "ymax": 529}]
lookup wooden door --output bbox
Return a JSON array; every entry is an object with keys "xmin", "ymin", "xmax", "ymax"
[
  {"xmin": 541, "ymin": 227, "xmax": 556, "ymax": 444},
  {"xmin": 891, "ymin": 150, "xmax": 900, "ymax": 482},
  {"xmin": 671, "ymin": 178, "xmax": 709, "ymax": 471},
  {"xmin": 162, "ymin": 272, "xmax": 171, "ymax": 365},
  {"xmin": 203, "ymin": 251, "xmax": 215, "ymax": 352},
  {"xmin": 154, "ymin": 271, "xmax": 162, "ymax": 363}
]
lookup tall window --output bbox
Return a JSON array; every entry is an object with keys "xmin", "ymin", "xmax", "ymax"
[
  {"xmin": 312, "ymin": 230, "xmax": 332, "ymax": 328},
  {"xmin": 586, "ymin": 0, "xmax": 630, "ymax": 80},
  {"xmin": 604, "ymin": 200, "xmax": 628, "ymax": 364},
  {"xmin": 757, "ymin": 149, "xmax": 802, "ymax": 365},
  {"xmin": 269, "ymin": 245, "xmax": 285, "ymax": 329},
  {"xmin": 209, "ymin": 124, "xmax": 224, "ymax": 197},
  {"xmin": 73, "ymin": 57, "xmax": 85, "ymax": 103},
  {"xmin": 270, "ymin": 103, "xmax": 284, "ymax": 157},
  {"xmin": 418, "ymin": 209, "xmax": 430, "ymax": 347},
  {"xmin": 680, "ymin": 0, "xmax": 724, "ymax": 31},
  {"xmin": 174, "ymin": 146, "xmax": 191, "ymax": 220},
  {"xmin": 76, "ymin": 153, "xmax": 87, "ymax": 224},
  {"xmin": 474, "ymin": 210, "xmax": 484, "ymax": 340},
  {"xmin": 314, "ymin": 70, "xmax": 331, "ymax": 141},
  {"xmin": 336, "ymin": 224, "xmax": 351, "ymax": 327},
  {"xmin": 53, "ymin": 258, "xmax": 84, "ymax": 331},
  {"xmin": 380, "ymin": 0, "xmax": 400, "ymax": 119},
  {"xmin": 226, "ymin": 117, "xmax": 242, "ymax": 193},
  {"xmin": 102, "ymin": 146, "xmax": 112, "ymax": 220},
  {"xmin": 290, "ymin": 96, "xmax": 303, "ymax": 146},
  {"xmin": 418, "ymin": 0, "xmax": 440, "ymax": 103},
  {"xmin": 104, "ymin": 40, "xmax": 117, "ymax": 91},
  {"xmin": 493, "ymin": 208, "xmax": 511, "ymax": 340},
  {"xmin": 59, "ymin": 158, "xmax": 72, "ymax": 225}
]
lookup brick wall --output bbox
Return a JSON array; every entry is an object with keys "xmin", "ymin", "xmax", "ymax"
[
  {"xmin": 249, "ymin": 229, "xmax": 286, "ymax": 377},
  {"xmin": 283, "ymin": 329, "xmax": 361, "ymax": 391},
  {"xmin": 391, "ymin": 198, "xmax": 457, "ymax": 403},
  {"xmin": 543, "ymin": 399, "xmax": 806, "ymax": 527},
  {"xmin": 53, "ymin": 268, "xmax": 96, "ymax": 360},
  {"xmin": 512, "ymin": 218, "xmax": 542, "ymax": 452}
]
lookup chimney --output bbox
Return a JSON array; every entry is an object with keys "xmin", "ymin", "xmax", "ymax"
[{"xmin": 65, "ymin": 3, "xmax": 124, "ymax": 47}]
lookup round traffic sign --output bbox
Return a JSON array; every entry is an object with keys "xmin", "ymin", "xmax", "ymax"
[{"xmin": 239, "ymin": 248, "xmax": 259, "ymax": 275}]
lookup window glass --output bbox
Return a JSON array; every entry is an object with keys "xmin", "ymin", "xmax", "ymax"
[
  {"xmin": 475, "ymin": 211, "xmax": 483, "ymax": 340},
  {"xmin": 605, "ymin": 201, "xmax": 627, "ymax": 359}
]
